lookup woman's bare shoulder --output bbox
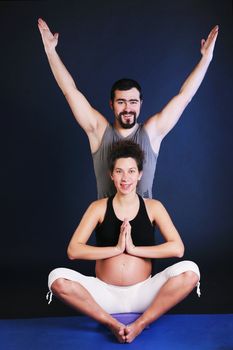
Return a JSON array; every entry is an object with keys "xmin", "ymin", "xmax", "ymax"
[
  {"xmin": 90, "ymin": 197, "xmax": 108, "ymax": 208},
  {"xmin": 88, "ymin": 198, "xmax": 108, "ymax": 221},
  {"xmin": 144, "ymin": 198, "xmax": 163, "ymax": 210},
  {"xmin": 143, "ymin": 198, "xmax": 166, "ymax": 221}
]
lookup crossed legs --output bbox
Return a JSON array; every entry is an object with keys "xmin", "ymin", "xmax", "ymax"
[
  {"xmin": 51, "ymin": 278, "xmax": 127, "ymax": 343},
  {"xmin": 123, "ymin": 270, "xmax": 199, "ymax": 342},
  {"xmin": 49, "ymin": 263, "xmax": 199, "ymax": 343}
]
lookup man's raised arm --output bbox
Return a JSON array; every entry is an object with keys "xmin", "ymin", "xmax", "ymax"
[
  {"xmin": 145, "ymin": 25, "xmax": 219, "ymax": 147},
  {"xmin": 38, "ymin": 18, "xmax": 108, "ymax": 152}
]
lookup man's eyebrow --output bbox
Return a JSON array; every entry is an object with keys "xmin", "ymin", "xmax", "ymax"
[
  {"xmin": 115, "ymin": 167, "xmax": 137, "ymax": 170},
  {"xmin": 115, "ymin": 98, "xmax": 139, "ymax": 102}
]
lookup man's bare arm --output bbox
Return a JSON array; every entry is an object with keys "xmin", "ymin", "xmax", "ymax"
[
  {"xmin": 38, "ymin": 18, "xmax": 108, "ymax": 152},
  {"xmin": 145, "ymin": 25, "xmax": 219, "ymax": 149}
]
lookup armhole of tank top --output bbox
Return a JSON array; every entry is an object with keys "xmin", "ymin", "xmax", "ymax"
[
  {"xmin": 98, "ymin": 197, "xmax": 110, "ymax": 227},
  {"xmin": 91, "ymin": 123, "xmax": 111, "ymax": 156},
  {"xmin": 139, "ymin": 196, "xmax": 154, "ymax": 227},
  {"xmin": 141, "ymin": 125, "xmax": 159, "ymax": 158},
  {"xmin": 108, "ymin": 195, "xmax": 116, "ymax": 218}
]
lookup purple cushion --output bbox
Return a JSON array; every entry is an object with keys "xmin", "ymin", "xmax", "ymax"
[{"xmin": 111, "ymin": 313, "xmax": 142, "ymax": 325}]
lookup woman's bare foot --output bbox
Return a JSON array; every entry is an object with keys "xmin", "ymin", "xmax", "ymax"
[
  {"xmin": 125, "ymin": 319, "xmax": 147, "ymax": 343},
  {"xmin": 108, "ymin": 320, "xmax": 126, "ymax": 343}
]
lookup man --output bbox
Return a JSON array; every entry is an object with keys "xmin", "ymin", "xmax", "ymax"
[{"xmin": 38, "ymin": 18, "xmax": 218, "ymax": 198}]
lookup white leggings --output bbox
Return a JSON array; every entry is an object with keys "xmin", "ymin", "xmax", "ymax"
[{"xmin": 47, "ymin": 260, "xmax": 200, "ymax": 314}]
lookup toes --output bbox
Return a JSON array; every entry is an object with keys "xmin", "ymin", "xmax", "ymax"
[{"xmin": 118, "ymin": 328, "xmax": 124, "ymax": 336}]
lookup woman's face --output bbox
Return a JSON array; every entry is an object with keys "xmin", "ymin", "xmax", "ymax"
[{"xmin": 111, "ymin": 157, "xmax": 142, "ymax": 195}]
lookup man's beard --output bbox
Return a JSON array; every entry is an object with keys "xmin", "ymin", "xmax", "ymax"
[{"xmin": 117, "ymin": 112, "xmax": 137, "ymax": 129}]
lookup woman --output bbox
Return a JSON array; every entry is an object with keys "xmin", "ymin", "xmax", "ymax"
[{"xmin": 47, "ymin": 140, "xmax": 200, "ymax": 343}]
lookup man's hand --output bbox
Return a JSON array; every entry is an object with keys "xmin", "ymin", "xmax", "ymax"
[
  {"xmin": 38, "ymin": 18, "xmax": 59, "ymax": 53},
  {"xmin": 200, "ymin": 25, "xmax": 219, "ymax": 61}
]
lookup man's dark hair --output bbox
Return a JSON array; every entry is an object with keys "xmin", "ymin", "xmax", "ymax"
[
  {"xmin": 108, "ymin": 140, "xmax": 144, "ymax": 173},
  {"xmin": 110, "ymin": 78, "xmax": 143, "ymax": 101}
]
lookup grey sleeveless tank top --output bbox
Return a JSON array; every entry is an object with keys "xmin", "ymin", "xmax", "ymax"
[{"xmin": 92, "ymin": 124, "xmax": 158, "ymax": 198}]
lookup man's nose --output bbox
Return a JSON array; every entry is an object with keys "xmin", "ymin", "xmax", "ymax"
[{"xmin": 123, "ymin": 101, "xmax": 130, "ymax": 110}]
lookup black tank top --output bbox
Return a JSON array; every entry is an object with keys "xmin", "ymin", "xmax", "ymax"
[{"xmin": 95, "ymin": 195, "xmax": 155, "ymax": 247}]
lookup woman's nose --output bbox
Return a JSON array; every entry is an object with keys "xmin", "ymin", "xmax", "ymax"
[{"xmin": 121, "ymin": 173, "xmax": 128, "ymax": 181}]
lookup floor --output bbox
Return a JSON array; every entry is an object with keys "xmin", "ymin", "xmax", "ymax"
[{"xmin": 1, "ymin": 314, "xmax": 233, "ymax": 350}]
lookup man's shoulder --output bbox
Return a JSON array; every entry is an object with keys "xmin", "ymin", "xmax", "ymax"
[{"xmin": 103, "ymin": 123, "xmax": 115, "ymax": 135}]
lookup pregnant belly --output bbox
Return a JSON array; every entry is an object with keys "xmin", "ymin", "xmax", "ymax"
[{"xmin": 95, "ymin": 253, "xmax": 152, "ymax": 286}]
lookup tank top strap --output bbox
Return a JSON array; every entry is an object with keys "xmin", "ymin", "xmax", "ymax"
[
  {"xmin": 136, "ymin": 194, "xmax": 152, "ymax": 225},
  {"xmin": 137, "ymin": 194, "xmax": 146, "ymax": 210},
  {"xmin": 107, "ymin": 195, "xmax": 118, "ymax": 221}
]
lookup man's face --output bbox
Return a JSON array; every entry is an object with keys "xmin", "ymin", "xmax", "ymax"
[{"xmin": 110, "ymin": 88, "xmax": 142, "ymax": 129}]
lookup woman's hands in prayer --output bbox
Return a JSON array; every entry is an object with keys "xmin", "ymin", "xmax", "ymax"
[{"xmin": 116, "ymin": 219, "xmax": 135, "ymax": 254}]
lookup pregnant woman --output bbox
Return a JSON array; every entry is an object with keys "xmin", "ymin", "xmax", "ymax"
[{"xmin": 47, "ymin": 140, "xmax": 200, "ymax": 343}]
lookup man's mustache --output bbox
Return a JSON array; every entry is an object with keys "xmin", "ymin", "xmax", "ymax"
[{"xmin": 119, "ymin": 112, "xmax": 136, "ymax": 117}]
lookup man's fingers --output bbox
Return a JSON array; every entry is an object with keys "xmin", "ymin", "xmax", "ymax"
[
  {"xmin": 38, "ymin": 18, "xmax": 48, "ymax": 28},
  {"xmin": 207, "ymin": 25, "xmax": 219, "ymax": 42},
  {"xmin": 212, "ymin": 25, "xmax": 219, "ymax": 33},
  {"xmin": 38, "ymin": 18, "xmax": 52, "ymax": 34},
  {"xmin": 208, "ymin": 25, "xmax": 218, "ymax": 36}
]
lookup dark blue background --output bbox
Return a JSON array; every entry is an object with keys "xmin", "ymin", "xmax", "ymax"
[{"xmin": 1, "ymin": 0, "xmax": 232, "ymax": 317}]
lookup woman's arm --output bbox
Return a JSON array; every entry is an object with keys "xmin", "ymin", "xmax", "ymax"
[
  {"xmin": 67, "ymin": 200, "xmax": 125, "ymax": 260},
  {"xmin": 125, "ymin": 200, "xmax": 184, "ymax": 258}
]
